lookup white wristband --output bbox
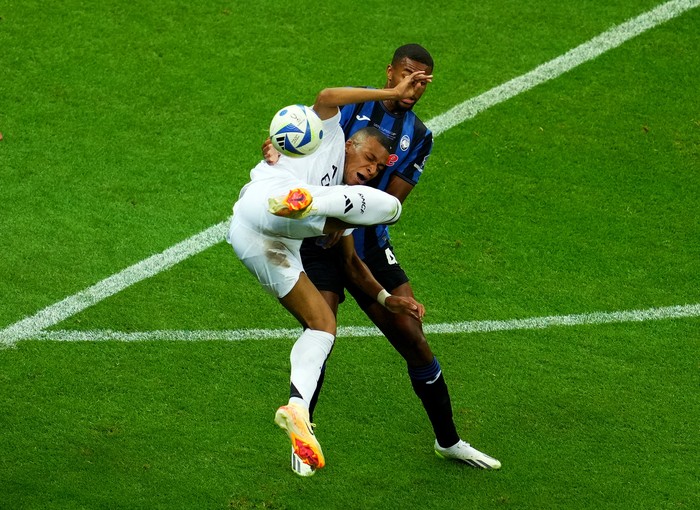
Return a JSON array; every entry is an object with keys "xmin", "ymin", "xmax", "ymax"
[{"xmin": 376, "ymin": 289, "xmax": 391, "ymax": 307}]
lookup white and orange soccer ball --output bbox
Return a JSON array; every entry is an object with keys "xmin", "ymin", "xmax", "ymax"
[{"xmin": 269, "ymin": 104, "xmax": 324, "ymax": 157}]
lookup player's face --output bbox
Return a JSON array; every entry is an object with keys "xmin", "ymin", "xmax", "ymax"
[
  {"xmin": 343, "ymin": 136, "xmax": 389, "ymax": 185},
  {"xmin": 385, "ymin": 57, "xmax": 433, "ymax": 111}
]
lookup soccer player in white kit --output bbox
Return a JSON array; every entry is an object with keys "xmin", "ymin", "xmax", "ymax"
[{"xmin": 227, "ymin": 70, "xmax": 431, "ymax": 475}]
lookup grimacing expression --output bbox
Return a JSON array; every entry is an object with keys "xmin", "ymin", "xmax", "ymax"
[
  {"xmin": 343, "ymin": 136, "xmax": 389, "ymax": 185},
  {"xmin": 386, "ymin": 57, "xmax": 432, "ymax": 111}
]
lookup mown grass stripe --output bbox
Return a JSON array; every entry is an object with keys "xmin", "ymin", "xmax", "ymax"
[
  {"xmin": 428, "ymin": 0, "xmax": 700, "ymax": 136},
  {"xmin": 1, "ymin": 0, "xmax": 698, "ymax": 346}
]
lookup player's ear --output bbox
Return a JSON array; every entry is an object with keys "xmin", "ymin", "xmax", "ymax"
[{"xmin": 344, "ymin": 139, "xmax": 354, "ymax": 153}]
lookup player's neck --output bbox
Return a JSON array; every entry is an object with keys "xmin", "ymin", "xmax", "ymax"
[{"xmin": 382, "ymin": 99, "xmax": 395, "ymax": 113}]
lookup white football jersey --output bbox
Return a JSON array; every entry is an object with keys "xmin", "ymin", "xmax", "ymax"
[{"xmin": 247, "ymin": 109, "xmax": 345, "ymax": 189}]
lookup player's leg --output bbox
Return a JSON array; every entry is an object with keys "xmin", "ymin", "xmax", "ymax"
[
  {"xmin": 347, "ymin": 246, "xmax": 501, "ymax": 469},
  {"xmin": 270, "ymin": 185, "xmax": 402, "ymax": 228},
  {"xmin": 354, "ymin": 282, "xmax": 461, "ymax": 446},
  {"xmin": 275, "ymin": 240, "xmax": 346, "ymax": 477},
  {"xmin": 357, "ymin": 284, "xmax": 500, "ymax": 469},
  {"xmin": 274, "ymin": 273, "xmax": 337, "ymax": 473},
  {"xmin": 279, "ymin": 282, "xmax": 339, "ymax": 477},
  {"xmin": 279, "ymin": 272, "xmax": 337, "ymax": 407},
  {"xmin": 227, "ymin": 222, "xmax": 332, "ymax": 473},
  {"xmin": 346, "ymin": 262, "xmax": 458, "ymax": 445}
]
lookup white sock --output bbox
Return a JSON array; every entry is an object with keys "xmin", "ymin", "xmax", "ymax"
[
  {"xmin": 310, "ymin": 186, "xmax": 401, "ymax": 225},
  {"xmin": 289, "ymin": 329, "xmax": 335, "ymax": 408}
]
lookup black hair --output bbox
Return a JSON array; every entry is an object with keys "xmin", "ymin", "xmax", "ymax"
[
  {"xmin": 351, "ymin": 126, "xmax": 393, "ymax": 153},
  {"xmin": 392, "ymin": 43, "xmax": 434, "ymax": 69}
]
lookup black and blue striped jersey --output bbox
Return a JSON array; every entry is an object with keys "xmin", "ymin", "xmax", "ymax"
[{"xmin": 338, "ymin": 94, "xmax": 433, "ymax": 258}]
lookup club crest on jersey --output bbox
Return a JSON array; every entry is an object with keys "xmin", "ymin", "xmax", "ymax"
[{"xmin": 399, "ymin": 135, "xmax": 410, "ymax": 151}]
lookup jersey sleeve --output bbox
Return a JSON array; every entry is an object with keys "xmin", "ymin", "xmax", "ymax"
[
  {"xmin": 339, "ymin": 102, "xmax": 361, "ymax": 130},
  {"xmin": 392, "ymin": 128, "xmax": 433, "ymax": 186},
  {"xmin": 320, "ymin": 109, "xmax": 343, "ymax": 145}
]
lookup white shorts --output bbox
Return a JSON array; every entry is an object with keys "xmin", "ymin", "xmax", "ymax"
[
  {"xmin": 227, "ymin": 218, "xmax": 304, "ymax": 298},
  {"xmin": 227, "ymin": 178, "xmax": 335, "ymax": 298}
]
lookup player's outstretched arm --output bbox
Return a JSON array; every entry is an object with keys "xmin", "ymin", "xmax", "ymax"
[
  {"xmin": 263, "ymin": 70, "xmax": 433, "ymax": 162},
  {"xmin": 313, "ymin": 70, "xmax": 433, "ymax": 120},
  {"xmin": 339, "ymin": 236, "xmax": 425, "ymax": 322}
]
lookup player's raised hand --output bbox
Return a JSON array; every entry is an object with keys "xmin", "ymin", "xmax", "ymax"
[
  {"xmin": 385, "ymin": 295, "xmax": 426, "ymax": 322},
  {"xmin": 392, "ymin": 70, "xmax": 433, "ymax": 100},
  {"xmin": 262, "ymin": 137, "xmax": 281, "ymax": 165}
]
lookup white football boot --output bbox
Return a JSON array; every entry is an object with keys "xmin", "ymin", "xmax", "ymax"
[{"xmin": 434, "ymin": 439, "xmax": 501, "ymax": 469}]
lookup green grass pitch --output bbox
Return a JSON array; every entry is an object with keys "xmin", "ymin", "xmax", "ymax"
[{"xmin": 1, "ymin": 1, "xmax": 698, "ymax": 508}]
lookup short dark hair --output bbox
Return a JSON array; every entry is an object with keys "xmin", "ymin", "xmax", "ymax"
[
  {"xmin": 392, "ymin": 44, "xmax": 434, "ymax": 69},
  {"xmin": 350, "ymin": 126, "xmax": 393, "ymax": 153}
]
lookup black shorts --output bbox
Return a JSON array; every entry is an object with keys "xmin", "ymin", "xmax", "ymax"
[{"xmin": 300, "ymin": 237, "xmax": 409, "ymax": 308}]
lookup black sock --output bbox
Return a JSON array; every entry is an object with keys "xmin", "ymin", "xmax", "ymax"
[
  {"xmin": 408, "ymin": 357, "xmax": 460, "ymax": 448},
  {"xmin": 307, "ymin": 362, "xmax": 326, "ymax": 422}
]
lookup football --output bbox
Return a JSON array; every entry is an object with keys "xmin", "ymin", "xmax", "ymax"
[{"xmin": 269, "ymin": 104, "xmax": 324, "ymax": 157}]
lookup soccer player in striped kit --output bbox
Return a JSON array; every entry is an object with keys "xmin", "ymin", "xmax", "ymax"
[{"xmin": 266, "ymin": 44, "xmax": 501, "ymax": 475}]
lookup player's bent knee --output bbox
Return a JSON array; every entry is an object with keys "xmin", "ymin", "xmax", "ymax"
[
  {"xmin": 384, "ymin": 197, "xmax": 402, "ymax": 225},
  {"xmin": 306, "ymin": 316, "xmax": 336, "ymax": 335}
]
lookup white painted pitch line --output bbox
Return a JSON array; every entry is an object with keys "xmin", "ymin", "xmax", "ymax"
[
  {"xmin": 33, "ymin": 303, "xmax": 700, "ymax": 342},
  {"xmin": 1, "ymin": 0, "xmax": 699, "ymax": 347}
]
